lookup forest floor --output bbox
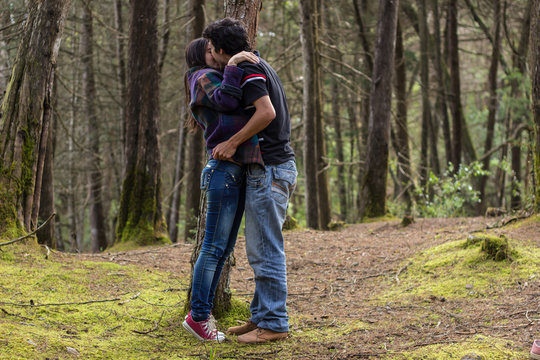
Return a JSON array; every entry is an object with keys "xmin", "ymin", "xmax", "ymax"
[{"xmin": 1, "ymin": 215, "xmax": 539, "ymax": 359}]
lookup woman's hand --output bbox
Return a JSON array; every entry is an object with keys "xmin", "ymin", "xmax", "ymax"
[{"xmin": 228, "ymin": 51, "xmax": 259, "ymax": 66}]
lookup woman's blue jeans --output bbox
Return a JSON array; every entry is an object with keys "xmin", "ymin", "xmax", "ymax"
[{"xmin": 190, "ymin": 160, "xmax": 245, "ymax": 322}]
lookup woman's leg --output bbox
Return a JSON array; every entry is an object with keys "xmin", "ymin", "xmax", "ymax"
[
  {"xmin": 190, "ymin": 161, "xmax": 244, "ymax": 321},
  {"xmin": 207, "ymin": 178, "xmax": 245, "ymax": 308}
]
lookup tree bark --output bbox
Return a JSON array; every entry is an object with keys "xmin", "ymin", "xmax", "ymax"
[
  {"xmin": 115, "ymin": 0, "xmax": 167, "ymax": 246},
  {"xmin": 362, "ymin": 0, "xmax": 399, "ymax": 218},
  {"xmin": 447, "ymin": 0, "xmax": 462, "ymax": 169},
  {"xmin": 37, "ymin": 79, "xmax": 57, "ymax": 248},
  {"xmin": 510, "ymin": 0, "xmax": 532, "ymax": 209},
  {"xmin": 478, "ymin": 0, "xmax": 501, "ymax": 214},
  {"xmin": 314, "ymin": 0, "xmax": 332, "ymax": 230},
  {"xmin": 393, "ymin": 19, "xmax": 412, "ymax": 212},
  {"xmin": 114, "ymin": 0, "xmax": 127, "ymax": 166},
  {"xmin": 431, "ymin": 0, "xmax": 452, "ymax": 169},
  {"xmin": 158, "ymin": 0, "xmax": 171, "ymax": 77},
  {"xmin": 417, "ymin": 0, "xmax": 431, "ymax": 187},
  {"xmin": 225, "ymin": 0, "xmax": 262, "ymax": 48},
  {"xmin": 496, "ymin": 0, "xmax": 532, "ymax": 207},
  {"xmin": 352, "ymin": 0, "xmax": 374, "ymax": 218},
  {"xmin": 82, "ymin": 1, "xmax": 108, "ymax": 252},
  {"xmin": 167, "ymin": 117, "xmax": 186, "ymax": 243},
  {"xmin": 332, "ymin": 64, "xmax": 347, "ymax": 220},
  {"xmin": 183, "ymin": 0, "xmax": 206, "ymax": 242},
  {"xmin": 0, "ymin": 0, "xmax": 71, "ymax": 237},
  {"xmin": 530, "ymin": 0, "xmax": 540, "ymax": 211},
  {"xmin": 300, "ymin": 0, "xmax": 320, "ymax": 229}
]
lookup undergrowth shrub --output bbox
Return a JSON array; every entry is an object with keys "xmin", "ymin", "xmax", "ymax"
[{"xmin": 415, "ymin": 162, "xmax": 488, "ymax": 217}]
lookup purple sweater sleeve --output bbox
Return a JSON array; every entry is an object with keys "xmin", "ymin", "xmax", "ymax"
[{"xmin": 196, "ymin": 66, "xmax": 244, "ymax": 112}]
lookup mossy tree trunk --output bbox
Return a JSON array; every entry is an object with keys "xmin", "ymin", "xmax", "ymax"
[
  {"xmin": 115, "ymin": 0, "xmax": 168, "ymax": 246},
  {"xmin": 531, "ymin": 0, "xmax": 540, "ymax": 212},
  {"xmin": 0, "ymin": 0, "xmax": 71, "ymax": 238}
]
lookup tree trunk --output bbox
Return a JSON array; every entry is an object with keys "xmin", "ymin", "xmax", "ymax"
[
  {"xmin": 447, "ymin": 0, "xmax": 462, "ymax": 169},
  {"xmin": 417, "ymin": 0, "xmax": 431, "ymax": 187},
  {"xmin": 300, "ymin": 0, "xmax": 320, "ymax": 229},
  {"xmin": 393, "ymin": 20, "xmax": 412, "ymax": 212},
  {"xmin": 183, "ymin": 0, "xmax": 206, "ymax": 242},
  {"xmin": 510, "ymin": 0, "xmax": 533, "ymax": 209},
  {"xmin": 113, "ymin": 0, "xmax": 127, "ymax": 166},
  {"xmin": 362, "ymin": 0, "xmax": 400, "ymax": 218},
  {"xmin": 478, "ymin": 0, "xmax": 501, "ymax": 213},
  {"xmin": 37, "ymin": 80, "xmax": 57, "ymax": 248},
  {"xmin": 167, "ymin": 116, "xmax": 186, "ymax": 243},
  {"xmin": 496, "ymin": 0, "xmax": 531, "ymax": 207},
  {"xmin": 225, "ymin": 0, "xmax": 262, "ymax": 48},
  {"xmin": 158, "ymin": 0, "xmax": 171, "ymax": 77},
  {"xmin": 431, "ymin": 0, "xmax": 452, "ymax": 169},
  {"xmin": 314, "ymin": 0, "xmax": 332, "ymax": 230},
  {"xmin": 115, "ymin": 0, "xmax": 167, "ymax": 246},
  {"xmin": 68, "ymin": 55, "xmax": 79, "ymax": 252},
  {"xmin": 0, "ymin": 0, "xmax": 71, "ymax": 238},
  {"xmin": 352, "ymin": 0, "xmax": 374, "ymax": 218},
  {"xmin": 531, "ymin": 0, "xmax": 540, "ymax": 211},
  {"xmin": 332, "ymin": 64, "xmax": 347, "ymax": 220},
  {"xmin": 82, "ymin": 1, "xmax": 108, "ymax": 253}
]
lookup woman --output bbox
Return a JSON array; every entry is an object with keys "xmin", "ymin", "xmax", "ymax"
[{"xmin": 182, "ymin": 38, "xmax": 263, "ymax": 342}]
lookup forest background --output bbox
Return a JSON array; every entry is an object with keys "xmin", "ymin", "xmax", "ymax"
[
  {"xmin": 0, "ymin": 0, "xmax": 539, "ymax": 359},
  {"xmin": 0, "ymin": 0, "xmax": 539, "ymax": 251}
]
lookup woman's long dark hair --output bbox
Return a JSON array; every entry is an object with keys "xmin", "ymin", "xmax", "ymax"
[{"xmin": 184, "ymin": 38, "xmax": 209, "ymax": 131}]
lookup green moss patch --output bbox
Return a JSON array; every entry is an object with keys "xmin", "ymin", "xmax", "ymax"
[
  {"xmin": 384, "ymin": 335, "xmax": 524, "ymax": 359},
  {"xmin": 0, "ymin": 250, "xmax": 191, "ymax": 359},
  {"xmin": 381, "ymin": 234, "xmax": 539, "ymax": 302}
]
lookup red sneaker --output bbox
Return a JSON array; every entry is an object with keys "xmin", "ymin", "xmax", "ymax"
[
  {"xmin": 531, "ymin": 339, "xmax": 540, "ymax": 359},
  {"xmin": 183, "ymin": 311, "xmax": 225, "ymax": 342}
]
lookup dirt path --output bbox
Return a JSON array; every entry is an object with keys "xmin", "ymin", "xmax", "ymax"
[{"xmin": 84, "ymin": 216, "xmax": 539, "ymax": 359}]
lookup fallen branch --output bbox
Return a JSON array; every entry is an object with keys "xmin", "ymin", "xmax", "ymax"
[
  {"xmin": 132, "ymin": 310, "xmax": 164, "ymax": 335},
  {"xmin": 395, "ymin": 262, "xmax": 411, "ymax": 284},
  {"xmin": 119, "ymin": 292, "xmax": 141, "ymax": 305},
  {"xmin": 0, "ymin": 294, "xmax": 134, "ymax": 307},
  {"xmin": 1, "ymin": 308, "xmax": 32, "ymax": 321},
  {"xmin": 0, "ymin": 213, "xmax": 56, "ymax": 247}
]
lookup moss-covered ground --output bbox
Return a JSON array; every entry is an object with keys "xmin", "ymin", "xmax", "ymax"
[{"xmin": 0, "ymin": 216, "xmax": 538, "ymax": 359}]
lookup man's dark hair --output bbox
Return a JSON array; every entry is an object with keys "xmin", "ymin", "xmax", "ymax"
[{"xmin": 202, "ymin": 18, "xmax": 251, "ymax": 55}]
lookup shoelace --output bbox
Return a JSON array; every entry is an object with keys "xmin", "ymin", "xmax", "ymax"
[{"xmin": 202, "ymin": 316, "xmax": 218, "ymax": 337}]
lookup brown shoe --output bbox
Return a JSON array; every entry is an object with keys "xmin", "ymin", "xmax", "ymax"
[
  {"xmin": 237, "ymin": 328, "xmax": 288, "ymax": 344},
  {"xmin": 226, "ymin": 320, "xmax": 258, "ymax": 335}
]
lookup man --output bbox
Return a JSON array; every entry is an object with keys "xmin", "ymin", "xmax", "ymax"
[{"xmin": 202, "ymin": 18, "xmax": 296, "ymax": 344}]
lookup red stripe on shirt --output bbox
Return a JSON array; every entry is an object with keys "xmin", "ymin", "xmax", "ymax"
[{"xmin": 241, "ymin": 74, "xmax": 266, "ymax": 85}]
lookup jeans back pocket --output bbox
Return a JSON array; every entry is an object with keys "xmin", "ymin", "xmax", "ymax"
[{"xmin": 200, "ymin": 167, "xmax": 214, "ymax": 191}]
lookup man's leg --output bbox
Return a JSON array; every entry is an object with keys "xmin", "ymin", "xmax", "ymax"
[{"xmin": 244, "ymin": 160, "xmax": 297, "ymax": 333}]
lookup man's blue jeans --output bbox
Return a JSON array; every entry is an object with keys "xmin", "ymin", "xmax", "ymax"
[
  {"xmin": 245, "ymin": 159, "xmax": 297, "ymax": 332},
  {"xmin": 191, "ymin": 160, "xmax": 245, "ymax": 322}
]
